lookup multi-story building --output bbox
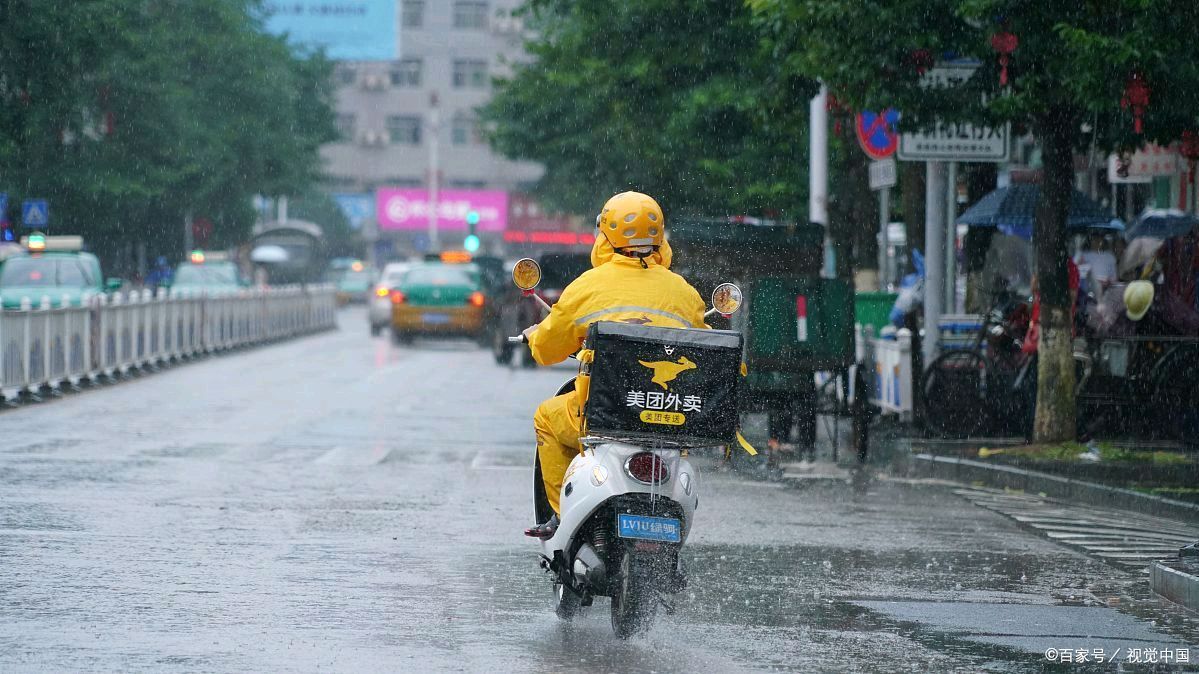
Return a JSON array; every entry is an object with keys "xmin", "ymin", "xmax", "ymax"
[{"xmin": 321, "ymin": 0, "xmax": 547, "ymax": 256}]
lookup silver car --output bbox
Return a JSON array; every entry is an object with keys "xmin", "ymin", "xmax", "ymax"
[{"xmin": 369, "ymin": 263, "xmax": 411, "ymax": 335}]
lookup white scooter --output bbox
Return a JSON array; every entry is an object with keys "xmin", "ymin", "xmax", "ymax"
[{"xmin": 508, "ymin": 258, "xmax": 743, "ymax": 638}]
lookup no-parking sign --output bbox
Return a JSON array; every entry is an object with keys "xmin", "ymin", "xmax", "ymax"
[{"xmin": 856, "ymin": 109, "xmax": 900, "ymax": 160}]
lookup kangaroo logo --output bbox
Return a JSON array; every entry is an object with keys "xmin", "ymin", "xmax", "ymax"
[{"xmin": 638, "ymin": 356, "xmax": 697, "ymax": 390}]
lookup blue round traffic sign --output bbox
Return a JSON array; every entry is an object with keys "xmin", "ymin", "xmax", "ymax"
[{"xmin": 856, "ymin": 109, "xmax": 900, "ymax": 160}]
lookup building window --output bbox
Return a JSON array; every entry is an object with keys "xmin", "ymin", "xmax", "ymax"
[
  {"xmin": 451, "ymin": 113, "xmax": 480, "ymax": 145},
  {"xmin": 452, "ymin": 59, "xmax": 488, "ymax": 89},
  {"xmin": 390, "ymin": 59, "xmax": 422, "ymax": 87},
  {"xmin": 336, "ymin": 66, "xmax": 356, "ymax": 86},
  {"xmin": 335, "ymin": 113, "xmax": 357, "ymax": 141},
  {"xmin": 401, "ymin": 0, "xmax": 424, "ymax": 28},
  {"xmin": 386, "ymin": 115, "xmax": 422, "ymax": 145},
  {"xmin": 452, "ymin": 1, "xmax": 489, "ymax": 29}
]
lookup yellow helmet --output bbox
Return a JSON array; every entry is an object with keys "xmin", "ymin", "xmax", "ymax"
[
  {"xmin": 596, "ymin": 191, "xmax": 664, "ymax": 251},
  {"xmin": 1124, "ymin": 280, "xmax": 1154, "ymax": 321}
]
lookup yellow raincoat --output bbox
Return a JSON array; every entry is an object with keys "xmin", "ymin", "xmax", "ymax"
[{"xmin": 530, "ymin": 236, "xmax": 706, "ymax": 514}]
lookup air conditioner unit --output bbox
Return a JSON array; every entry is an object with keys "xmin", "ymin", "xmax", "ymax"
[{"xmin": 361, "ymin": 74, "xmax": 387, "ymax": 91}]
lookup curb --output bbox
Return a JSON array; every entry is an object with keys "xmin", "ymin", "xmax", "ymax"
[
  {"xmin": 907, "ymin": 453, "xmax": 1199, "ymax": 523},
  {"xmin": 1151, "ymin": 560, "xmax": 1199, "ymax": 614}
]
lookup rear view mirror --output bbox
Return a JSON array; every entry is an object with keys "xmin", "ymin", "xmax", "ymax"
[
  {"xmin": 710, "ymin": 283, "xmax": 743, "ymax": 316},
  {"xmin": 512, "ymin": 258, "xmax": 542, "ymax": 291}
]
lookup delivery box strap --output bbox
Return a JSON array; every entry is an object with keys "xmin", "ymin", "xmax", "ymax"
[{"xmin": 735, "ymin": 430, "xmax": 758, "ymax": 456}]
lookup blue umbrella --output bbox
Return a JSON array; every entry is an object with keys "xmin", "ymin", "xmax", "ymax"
[
  {"xmin": 1124, "ymin": 208, "xmax": 1198, "ymax": 240},
  {"xmin": 957, "ymin": 184, "xmax": 1114, "ymax": 241}
]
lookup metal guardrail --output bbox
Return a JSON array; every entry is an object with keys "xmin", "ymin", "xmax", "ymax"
[{"xmin": 0, "ymin": 285, "xmax": 336, "ymax": 399}]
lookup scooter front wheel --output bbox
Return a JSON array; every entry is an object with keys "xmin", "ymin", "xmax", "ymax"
[
  {"xmin": 554, "ymin": 581, "xmax": 581, "ymax": 620},
  {"xmin": 610, "ymin": 548, "xmax": 658, "ymax": 638}
]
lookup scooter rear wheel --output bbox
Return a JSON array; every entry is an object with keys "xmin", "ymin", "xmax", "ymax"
[{"xmin": 610, "ymin": 548, "xmax": 657, "ymax": 638}]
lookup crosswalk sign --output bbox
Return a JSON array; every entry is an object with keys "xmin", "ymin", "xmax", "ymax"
[{"xmin": 22, "ymin": 200, "xmax": 48, "ymax": 227}]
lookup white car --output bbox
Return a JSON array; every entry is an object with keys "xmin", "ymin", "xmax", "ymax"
[{"xmin": 369, "ymin": 263, "xmax": 411, "ymax": 335}]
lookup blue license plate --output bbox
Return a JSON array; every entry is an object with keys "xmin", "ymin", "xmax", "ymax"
[
  {"xmin": 422, "ymin": 313, "xmax": 450, "ymax": 324},
  {"xmin": 616, "ymin": 514, "xmax": 681, "ymax": 543}
]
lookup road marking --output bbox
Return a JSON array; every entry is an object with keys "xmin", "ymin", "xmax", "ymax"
[{"xmin": 954, "ymin": 487, "xmax": 1199, "ymax": 571}]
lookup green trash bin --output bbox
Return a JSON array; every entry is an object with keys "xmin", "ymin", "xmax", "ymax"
[{"xmin": 855, "ymin": 291, "xmax": 898, "ymax": 335}]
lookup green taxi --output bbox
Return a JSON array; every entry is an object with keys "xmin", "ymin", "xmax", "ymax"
[
  {"xmin": 0, "ymin": 235, "xmax": 117, "ymax": 309},
  {"xmin": 171, "ymin": 252, "xmax": 245, "ymax": 294},
  {"xmin": 390, "ymin": 262, "xmax": 486, "ymax": 343}
]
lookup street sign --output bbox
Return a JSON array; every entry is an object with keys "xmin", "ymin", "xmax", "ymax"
[
  {"xmin": 332, "ymin": 193, "xmax": 374, "ymax": 231},
  {"xmin": 21, "ymin": 199, "xmax": 48, "ymax": 227},
  {"xmin": 856, "ymin": 110, "xmax": 899, "ymax": 160},
  {"xmin": 1107, "ymin": 144, "xmax": 1180, "ymax": 184},
  {"xmin": 869, "ymin": 158, "xmax": 898, "ymax": 190},
  {"xmin": 897, "ymin": 64, "xmax": 1010, "ymax": 162}
]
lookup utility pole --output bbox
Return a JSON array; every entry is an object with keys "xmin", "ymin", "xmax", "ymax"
[
  {"xmin": 427, "ymin": 91, "xmax": 441, "ymax": 252},
  {"xmin": 922, "ymin": 162, "xmax": 947, "ymax": 368},
  {"xmin": 945, "ymin": 161, "xmax": 958, "ymax": 312},
  {"xmin": 810, "ymin": 85, "xmax": 830, "ymax": 276},
  {"xmin": 183, "ymin": 211, "xmax": 194, "ymax": 256}
]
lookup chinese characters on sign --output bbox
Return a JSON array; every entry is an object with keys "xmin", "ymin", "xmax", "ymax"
[
  {"xmin": 262, "ymin": 0, "xmax": 396, "ymax": 61},
  {"xmin": 625, "ymin": 390, "xmax": 702, "ymax": 412},
  {"xmin": 1044, "ymin": 647, "xmax": 1189, "ymax": 664},
  {"xmin": 1107, "ymin": 143, "xmax": 1182, "ymax": 184},
  {"xmin": 897, "ymin": 64, "xmax": 1011, "ymax": 162}
]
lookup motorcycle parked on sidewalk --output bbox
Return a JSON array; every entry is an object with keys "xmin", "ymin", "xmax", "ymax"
[{"xmin": 508, "ymin": 258, "xmax": 745, "ymax": 638}]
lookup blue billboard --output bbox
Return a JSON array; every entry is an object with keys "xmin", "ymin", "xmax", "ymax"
[{"xmin": 263, "ymin": 1, "xmax": 396, "ymax": 61}]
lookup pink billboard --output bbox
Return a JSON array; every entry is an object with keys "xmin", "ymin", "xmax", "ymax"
[{"xmin": 376, "ymin": 188, "xmax": 508, "ymax": 232}]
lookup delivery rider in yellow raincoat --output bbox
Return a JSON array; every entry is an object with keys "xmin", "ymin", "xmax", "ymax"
[{"xmin": 523, "ymin": 191, "xmax": 706, "ymax": 538}]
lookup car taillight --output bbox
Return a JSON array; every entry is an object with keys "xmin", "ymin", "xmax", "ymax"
[
  {"xmin": 375, "ymin": 286, "xmax": 389, "ymax": 298},
  {"xmin": 625, "ymin": 452, "xmax": 668, "ymax": 485},
  {"xmin": 390, "ymin": 290, "xmax": 406, "ymax": 305},
  {"xmin": 468, "ymin": 291, "xmax": 485, "ymax": 307}
]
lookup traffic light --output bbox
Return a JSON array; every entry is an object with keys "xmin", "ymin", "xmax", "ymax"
[{"xmin": 463, "ymin": 210, "xmax": 480, "ymax": 252}]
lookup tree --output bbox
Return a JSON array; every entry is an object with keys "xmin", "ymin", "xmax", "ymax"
[
  {"xmin": 483, "ymin": 0, "xmax": 815, "ymax": 219},
  {"xmin": 750, "ymin": 0, "xmax": 1199, "ymax": 440},
  {"xmin": 0, "ymin": 0, "xmax": 337, "ymax": 264}
]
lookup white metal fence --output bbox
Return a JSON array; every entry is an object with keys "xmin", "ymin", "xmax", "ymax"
[{"xmin": 0, "ymin": 285, "xmax": 336, "ymax": 398}]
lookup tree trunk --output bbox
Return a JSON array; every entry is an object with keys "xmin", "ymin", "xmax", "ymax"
[
  {"xmin": 1032, "ymin": 108, "xmax": 1078, "ymax": 442},
  {"xmin": 901, "ymin": 160, "xmax": 926, "ymax": 259},
  {"xmin": 832, "ymin": 121, "xmax": 878, "ymax": 289}
]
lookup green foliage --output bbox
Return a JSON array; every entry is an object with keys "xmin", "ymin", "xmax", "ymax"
[
  {"xmin": 482, "ymin": 0, "xmax": 816, "ymax": 218},
  {"xmin": 748, "ymin": 0, "xmax": 1199, "ymax": 148},
  {"xmin": 751, "ymin": 0, "xmax": 1199, "ymax": 440},
  {"xmin": 0, "ymin": 0, "xmax": 337, "ymax": 259},
  {"xmin": 289, "ymin": 192, "xmax": 359, "ymax": 258}
]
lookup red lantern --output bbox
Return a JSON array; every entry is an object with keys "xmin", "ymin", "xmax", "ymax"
[
  {"xmin": 1182, "ymin": 131, "xmax": 1199, "ymax": 210},
  {"xmin": 990, "ymin": 31, "xmax": 1018, "ymax": 86},
  {"xmin": 908, "ymin": 49, "xmax": 933, "ymax": 75},
  {"xmin": 1121, "ymin": 72, "xmax": 1150, "ymax": 134},
  {"xmin": 826, "ymin": 93, "xmax": 848, "ymax": 135}
]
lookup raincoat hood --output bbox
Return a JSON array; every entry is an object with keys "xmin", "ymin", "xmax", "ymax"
[{"xmin": 590, "ymin": 233, "xmax": 673, "ymax": 269}]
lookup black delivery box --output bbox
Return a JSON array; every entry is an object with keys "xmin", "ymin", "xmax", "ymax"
[{"xmin": 584, "ymin": 321, "xmax": 743, "ymax": 445}]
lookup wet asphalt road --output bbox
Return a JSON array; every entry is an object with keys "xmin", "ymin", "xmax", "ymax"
[{"xmin": 1, "ymin": 307, "xmax": 1197, "ymax": 672}]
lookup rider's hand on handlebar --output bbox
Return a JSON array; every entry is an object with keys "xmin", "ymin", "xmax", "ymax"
[{"xmin": 521, "ymin": 324, "xmax": 538, "ymax": 341}]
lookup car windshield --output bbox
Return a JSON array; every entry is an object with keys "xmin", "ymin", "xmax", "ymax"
[
  {"xmin": 0, "ymin": 257, "xmax": 86, "ymax": 288},
  {"xmin": 403, "ymin": 266, "xmax": 477, "ymax": 287},
  {"xmin": 175, "ymin": 264, "xmax": 238, "ymax": 285},
  {"xmin": 340, "ymin": 270, "xmax": 371, "ymax": 284}
]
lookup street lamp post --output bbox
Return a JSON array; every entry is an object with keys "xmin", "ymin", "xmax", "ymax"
[{"xmin": 427, "ymin": 92, "xmax": 440, "ymax": 252}]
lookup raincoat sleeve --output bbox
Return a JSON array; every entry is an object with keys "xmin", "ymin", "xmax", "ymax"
[{"xmin": 527, "ymin": 283, "xmax": 588, "ymax": 366}]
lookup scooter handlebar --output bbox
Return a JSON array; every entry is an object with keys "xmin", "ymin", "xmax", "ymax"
[{"xmin": 508, "ymin": 335, "xmax": 526, "ymax": 343}]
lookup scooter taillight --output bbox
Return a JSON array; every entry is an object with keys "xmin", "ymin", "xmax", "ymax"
[{"xmin": 625, "ymin": 452, "xmax": 668, "ymax": 485}]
